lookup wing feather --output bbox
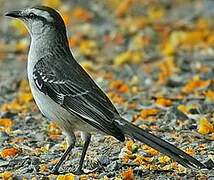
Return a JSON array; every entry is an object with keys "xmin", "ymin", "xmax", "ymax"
[{"xmin": 33, "ymin": 56, "xmax": 125, "ymax": 141}]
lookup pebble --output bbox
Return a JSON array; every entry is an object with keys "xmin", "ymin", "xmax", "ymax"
[
  {"xmin": 0, "ymin": 111, "xmax": 16, "ymax": 119},
  {"xmin": 98, "ymin": 155, "xmax": 110, "ymax": 166},
  {"xmin": 25, "ymin": 116, "xmax": 35, "ymax": 125},
  {"xmin": 107, "ymin": 161, "xmax": 121, "ymax": 171},
  {"xmin": 0, "ymin": 131, "xmax": 10, "ymax": 141}
]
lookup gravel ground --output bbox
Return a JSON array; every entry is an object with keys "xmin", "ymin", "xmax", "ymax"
[{"xmin": 0, "ymin": 0, "xmax": 214, "ymax": 179}]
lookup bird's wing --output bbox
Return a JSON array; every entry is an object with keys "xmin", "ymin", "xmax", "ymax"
[{"xmin": 33, "ymin": 55, "xmax": 125, "ymax": 141}]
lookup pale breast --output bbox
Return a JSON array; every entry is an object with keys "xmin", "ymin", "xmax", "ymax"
[{"xmin": 27, "ymin": 43, "xmax": 100, "ymax": 134}]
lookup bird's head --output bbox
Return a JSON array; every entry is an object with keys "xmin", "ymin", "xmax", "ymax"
[{"xmin": 5, "ymin": 6, "xmax": 66, "ymax": 37}]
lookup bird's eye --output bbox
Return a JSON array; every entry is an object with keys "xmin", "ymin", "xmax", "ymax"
[{"xmin": 28, "ymin": 12, "xmax": 35, "ymax": 18}]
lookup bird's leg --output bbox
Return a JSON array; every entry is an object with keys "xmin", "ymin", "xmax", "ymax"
[
  {"xmin": 52, "ymin": 144, "xmax": 74, "ymax": 174},
  {"xmin": 52, "ymin": 133, "xmax": 76, "ymax": 175},
  {"xmin": 74, "ymin": 134, "xmax": 91, "ymax": 175}
]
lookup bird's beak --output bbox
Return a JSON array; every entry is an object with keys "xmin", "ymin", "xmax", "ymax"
[{"xmin": 5, "ymin": 10, "xmax": 22, "ymax": 18}]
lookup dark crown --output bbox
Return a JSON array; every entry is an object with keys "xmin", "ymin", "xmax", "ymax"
[{"xmin": 32, "ymin": 6, "xmax": 66, "ymax": 28}]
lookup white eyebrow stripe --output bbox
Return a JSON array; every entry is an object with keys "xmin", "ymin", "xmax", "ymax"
[{"xmin": 31, "ymin": 9, "xmax": 54, "ymax": 22}]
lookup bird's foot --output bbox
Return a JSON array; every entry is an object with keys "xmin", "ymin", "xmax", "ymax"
[{"xmin": 51, "ymin": 167, "xmax": 60, "ymax": 175}]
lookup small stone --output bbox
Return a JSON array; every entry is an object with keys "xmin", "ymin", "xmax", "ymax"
[
  {"xmin": 31, "ymin": 157, "xmax": 40, "ymax": 166},
  {"xmin": 166, "ymin": 77, "xmax": 184, "ymax": 87},
  {"xmin": 107, "ymin": 161, "xmax": 121, "ymax": 171},
  {"xmin": 99, "ymin": 172, "xmax": 108, "ymax": 178},
  {"xmin": 99, "ymin": 155, "xmax": 110, "ymax": 166},
  {"xmin": 0, "ymin": 131, "xmax": 10, "ymax": 141},
  {"xmin": 0, "ymin": 112, "xmax": 16, "ymax": 119},
  {"xmin": 25, "ymin": 116, "xmax": 35, "ymax": 125},
  {"xmin": 19, "ymin": 165, "xmax": 34, "ymax": 174},
  {"xmin": 106, "ymin": 171, "xmax": 116, "ymax": 178}
]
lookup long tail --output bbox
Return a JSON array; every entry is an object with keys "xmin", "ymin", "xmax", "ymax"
[{"xmin": 114, "ymin": 118, "xmax": 206, "ymax": 169}]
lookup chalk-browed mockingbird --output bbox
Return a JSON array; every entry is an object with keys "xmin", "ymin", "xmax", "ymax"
[{"xmin": 5, "ymin": 6, "xmax": 207, "ymax": 174}]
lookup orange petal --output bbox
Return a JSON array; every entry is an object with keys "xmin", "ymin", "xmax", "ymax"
[
  {"xmin": 1, "ymin": 147, "xmax": 19, "ymax": 158},
  {"xmin": 115, "ymin": 0, "xmax": 135, "ymax": 17},
  {"xmin": 0, "ymin": 171, "xmax": 13, "ymax": 180},
  {"xmin": 139, "ymin": 108, "xmax": 160, "ymax": 119},
  {"xmin": 122, "ymin": 168, "xmax": 134, "ymax": 180},
  {"xmin": 182, "ymin": 76, "xmax": 210, "ymax": 93},
  {"xmin": 156, "ymin": 97, "xmax": 172, "ymax": 107},
  {"xmin": 0, "ymin": 118, "xmax": 13, "ymax": 129},
  {"xmin": 198, "ymin": 117, "xmax": 214, "ymax": 135}
]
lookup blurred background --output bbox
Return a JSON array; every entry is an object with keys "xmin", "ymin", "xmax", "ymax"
[
  {"xmin": 0, "ymin": 0, "xmax": 214, "ymax": 178},
  {"xmin": 1, "ymin": 0, "xmax": 214, "ymax": 99},
  {"xmin": 1, "ymin": 0, "xmax": 214, "ymax": 112}
]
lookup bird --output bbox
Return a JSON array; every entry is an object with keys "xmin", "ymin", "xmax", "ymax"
[{"xmin": 5, "ymin": 6, "xmax": 207, "ymax": 175}]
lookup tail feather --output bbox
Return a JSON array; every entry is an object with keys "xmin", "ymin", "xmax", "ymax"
[{"xmin": 115, "ymin": 118, "xmax": 206, "ymax": 169}]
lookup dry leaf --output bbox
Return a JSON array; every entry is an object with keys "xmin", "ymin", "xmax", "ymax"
[
  {"xmin": 79, "ymin": 40, "xmax": 97, "ymax": 56},
  {"xmin": 125, "ymin": 140, "xmax": 134, "ymax": 151},
  {"xmin": 162, "ymin": 42, "xmax": 175, "ymax": 56},
  {"xmin": 115, "ymin": 0, "xmax": 134, "ymax": 17},
  {"xmin": 207, "ymin": 33, "xmax": 214, "ymax": 46},
  {"xmin": 181, "ymin": 31, "xmax": 204, "ymax": 46},
  {"xmin": 122, "ymin": 168, "xmax": 134, "ymax": 180},
  {"xmin": 39, "ymin": 164, "xmax": 49, "ymax": 172},
  {"xmin": 158, "ymin": 57, "xmax": 178, "ymax": 85},
  {"xmin": 107, "ymin": 92, "xmax": 126, "ymax": 104},
  {"xmin": 1, "ymin": 100, "xmax": 23, "ymax": 113},
  {"xmin": 139, "ymin": 108, "xmax": 160, "ymax": 119},
  {"xmin": 205, "ymin": 90, "xmax": 214, "ymax": 102},
  {"xmin": 57, "ymin": 173, "xmax": 75, "ymax": 180},
  {"xmin": 185, "ymin": 148, "xmax": 195, "ymax": 156},
  {"xmin": 1, "ymin": 147, "xmax": 19, "ymax": 158},
  {"xmin": 148, "ymin": 7, "xmax": 165, "ymax": 21},
  {"xmin": 134, "ymin": 155, "xmax": 143, "ymax": 165},
  {"xmin": 0, "ymin": 118, "xmax": 13, "ymax": 130},
  {"xmin": 158, "ymin": 156, "xmax": 171, "ymax": 164},
  {"xmin": 80, "ymin": 61, "xmax": 95, "ymax": 72},
  {"xmin": 19, "ymin": 79, "xmax": 31, "ymax": 91},
  {"xmin": 42, "ymin": 0, "xmax": 61, "ymax": 8},
  {"xmin": 131, "ymin": 33, "xmax": 150, "ymax": 49},
  {"xmin": 1, "ymin": 79, "xmax": 33, "ymax": 113},
  {"xmin": 72, "ymin": 7, "xmax": 92, "ymax": 21},
  {"xmin": 125, "ymin": 140, "xmax": 138, "ymax": 152},
  {"xmin": 182, "ymin": 76, "xmax": 210, "ymax": 93},
  {"xmin": 114, "ymin": 51, "xmax": 131, "ymax": 65},
  {"xmin": 48, "ymin": 122, "xmax": 62, "ymax": 140},
  {"xmin": 110, "ymin": 80, "xmax": 129, "ymax": 93},
  {"xmin": 40, "ymin": 144, "xmax": 50, "ymax": 153},
  {"xmin": 177, "ymin": 105, "xmax": 189, "ymax": 114},
  {"xmin": 18, "ymin": 92, "xmax": 33, "ymax": 104},
  {"xmin": 68, "ymin": 37, "xmax": 78, "ymax": 47},
  {"xmin": 0, "ymin": 171, "xmax": 13, "ymax": 180},
  {"xmin": 114, "ymin": 51, "xmax": 143, "ymax": 66},
  {"xmin": 196, "ymin": 18, "xmax": 210, "ymax": 30},
  {"xmin": 59, "ymin": 6, "xmax": 73, "ymax": 26},
  {"xmin": 156, "ymin": 97, "xmax": 172, "ymax": 107},
  {"xmin": 142, "ymin": 144, "xmax": 159, "ymax": 156},
  {"xmin": 198, "ymin": 117, "xmax": 214, "ymax": 135}
]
